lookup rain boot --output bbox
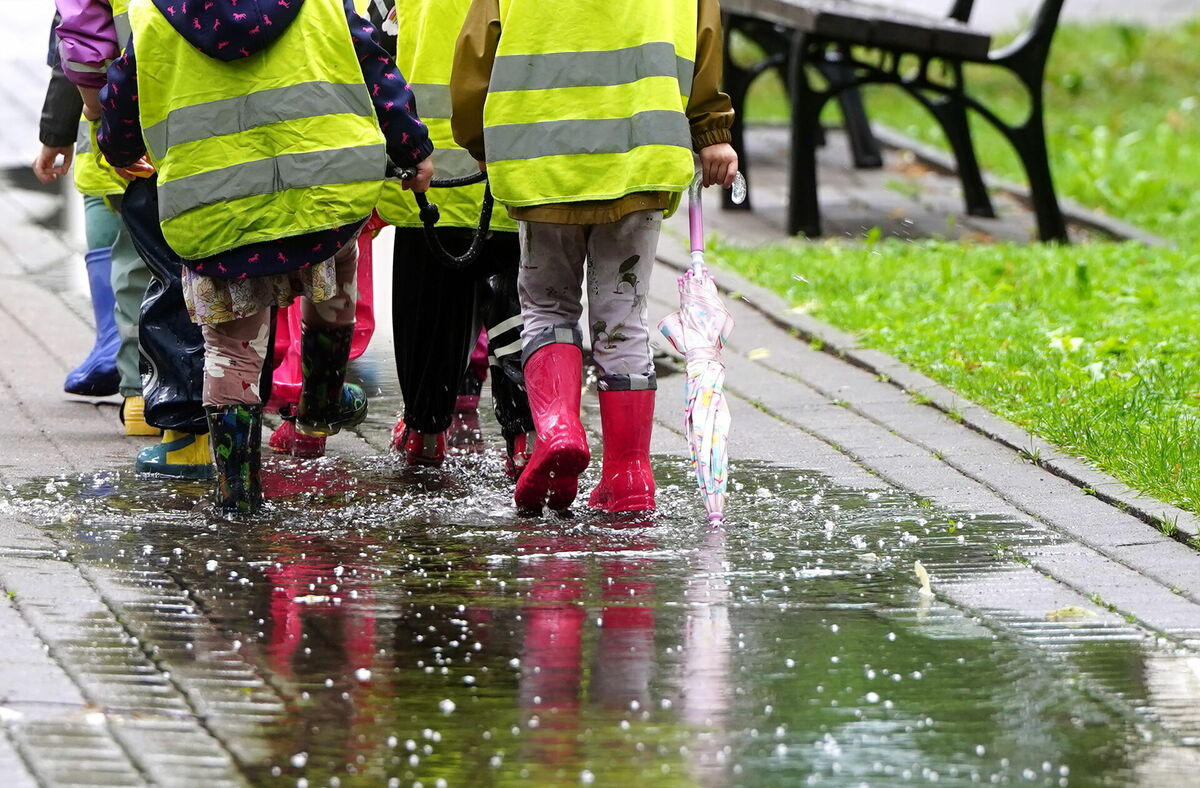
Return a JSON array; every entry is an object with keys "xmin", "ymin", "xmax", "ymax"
[
  {"xmin": 64, "ymin": 247, "xmax": 121, "ymax": 397},
  {"xmin": 588, "ymin": 390, "xmax": 656, "ymax": 512},
  {"xmin": 513, "ymin": 344, "xmax": 590, "ymax": 512},
  {"xmin": 268, "ymin": 419, "xmax": 326, "ymax": 459},
  {"xmin": 294, "ymin": 324, "xmax": 367, "ymax": 438},
  {"xmin": 136, "ymin": 430, "xmax": 214, "ymax": 479},
  {"xmin": 504, "ymin": 431, "xmax": 535, "ymax": 481},
  {"xmin": 391, "ymin": 418, "xmax": 446, "ymax": 467},
  {"xmin": 121, "ymin": 395, "xmax": 162, "ymax": 437},
  {"xmin": 206, "ymin": 404, "xmax": 263, "ymax": 514}
]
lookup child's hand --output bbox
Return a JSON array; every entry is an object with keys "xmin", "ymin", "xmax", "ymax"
[
  {"xmin": 115, "ymin": 156, "xmax": 156, "ymax": 181},
  {"xmin": 403, "ymin": 158, "xmax": 435, "ymax": 193},
  {"xmin": 699, "ymin": 142, "xmax": 739, "ymax": 188},
  {"xmin": 32, "ymin": 145, "xmax": 74, "ymax": 183}
]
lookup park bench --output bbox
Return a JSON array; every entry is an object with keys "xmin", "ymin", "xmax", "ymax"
[{"xmin": 720, "ymin": 0, "xmax": 1069, "ymax": 242}]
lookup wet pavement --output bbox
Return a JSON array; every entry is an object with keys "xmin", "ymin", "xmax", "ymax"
[
  {"xmin": 4, "ymin": 5, "xmax": 1200, "ymax": 784},
  {"xmin": 3, "ymin": 434, "xmax": 1200, "ymax": 786}
]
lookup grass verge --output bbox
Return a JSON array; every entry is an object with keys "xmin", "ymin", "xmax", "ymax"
[
  {"xmin": 716, "ymin": 19, "xmax": 1200, "ymax": 513},
  {"xmin": 711, "ymin": 236, "xmax": 1200, "ymax": 512}
]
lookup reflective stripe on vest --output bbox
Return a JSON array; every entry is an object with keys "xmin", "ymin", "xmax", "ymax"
[
  {"xmin": 374, "ymin": 0, "xmax": 513, "ymax": 231},
  {"xmin": 489, "ymin": 43, "xmax": 694, "ymax": 94},
  {"xmin": 157, "ymin": 145, "xmax": 385, "ymax": 221},
  {"xmin": 112, "ymin": 0, "xmax": 131, "ymax": 47},
  {"xmin": 483, "ymin": 0, "xmax": 697, "ymax": 208},
  {"xmin": 130, "ymin": 0, "xmax": 385, "ymax": 260},
  {"xmin": 142, "ymin": 81, "xmax": 376, "ymax": 161}
]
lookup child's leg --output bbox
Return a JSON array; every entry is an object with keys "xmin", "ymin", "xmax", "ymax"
[
  {"xmin": 295, "ymin": 240, "xmax": 367, "ymax": 437},
  {"xmin": 482, "ymin": 253, "xmax": 535, "ymax": 479},
  {"xmin": 584, "ymin": 210, "xmax": 661, "ymax": 513},
  {"xmin": 201, "ymin": 310, "xmax": 272, "ymax": 513},
  {"xmin": 390, "ymin": 227, "xmax": 479, "ymax": 465},
  {"xmin": 514, "ymin": 221, "xmax": 591, "ymax": 512},
  {"xmin": 111, "ymin": 224, "xmax": 152, "ymax": 399},
  {"xmin": 65, "ymin": 196, "xmax": 122, "ymax": 396}
]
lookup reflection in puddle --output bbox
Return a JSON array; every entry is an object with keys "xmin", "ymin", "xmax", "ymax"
[{"xmin": 4, "ymin": 452, "xmax": 1200, "ymax": 786}]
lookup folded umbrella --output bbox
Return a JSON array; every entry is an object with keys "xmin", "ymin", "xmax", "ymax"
[{"xmin": 658, "ymin": 174, "xmax": 744, "ymax": 523}]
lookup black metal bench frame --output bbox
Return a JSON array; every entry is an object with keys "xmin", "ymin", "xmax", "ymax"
[{"xmin": 722, "ymin": 0, "xmax": 1069, "ymax": 242}]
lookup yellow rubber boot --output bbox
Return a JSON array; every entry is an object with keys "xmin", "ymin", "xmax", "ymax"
[
  {"xmin": 135, "ymin": 430, "xmax": 214, "ymax": 479},
  {"xmin": 121, "ymin": 396, "xmax": 162, "ymax": 437}
]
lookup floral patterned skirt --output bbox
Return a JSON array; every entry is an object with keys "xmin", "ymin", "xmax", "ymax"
[{"xmin": 182, "ymin": 256, "xmax": 340, "ymax": 327}]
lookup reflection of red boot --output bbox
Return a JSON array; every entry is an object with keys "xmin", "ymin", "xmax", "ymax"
[
  {"xmin": 391, "ymin": 418, "xmax": 446, "ymax": 467},
  {"xmin": 514, "ymin": 345, "xmax": 590, "ymax": 512},
  {"xmin": 589, "ymin": 390, "xmax": 656, "ymax": 512}
]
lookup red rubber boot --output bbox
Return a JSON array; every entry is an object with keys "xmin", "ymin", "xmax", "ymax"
[
  {"xmin": 588, "ymin": 389, "xmax": 656, "ymax": 512},
  {"xmin": 513, "ymin": 344, "xmax": 590, "ymax": 512}
]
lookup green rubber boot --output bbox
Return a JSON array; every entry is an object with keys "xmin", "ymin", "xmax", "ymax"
[
  {"xmin": 295, "ymin": 324, "xmax": 368, "ymax": 438},
  {"xmin": 205, "ymin": 404, "xmax": 263, "ymax": 515}
]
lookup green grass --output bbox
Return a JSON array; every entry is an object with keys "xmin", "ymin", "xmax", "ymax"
[
  {"xmin": 739, "ymin": 20, "xmax": 1200, "ymax": 242},
  {"xmin": 713, "ymin": 237, "xmax": 1200, "ymax": 512},
  {"xmin": 713, "ymin": 19, "xmax": 1200, "ymax": 514}
]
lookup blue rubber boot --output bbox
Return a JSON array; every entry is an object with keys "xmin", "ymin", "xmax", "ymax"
[{"xmin": 64, "ymin": 248, "xmax": 120, "ymax": 396}]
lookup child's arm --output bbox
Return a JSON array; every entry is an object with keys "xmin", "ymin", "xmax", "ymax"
[
  {"xmin": 55, "ymin": 0, "xmax": 119, "ymax": 117},
  {"xmin": 691, "ymin": 0, "xmax": 738, "ymax": 186},
  {"xmin": 97, "ymin": 43, "xmax": 152, "ymax": 179},
  {"xmin": 450, "ymin": 0, "xmax": 502, "ymax": 164},
  {"xmin": 345, "ymin": 5, "xmax": 433, "ymax": 169}
]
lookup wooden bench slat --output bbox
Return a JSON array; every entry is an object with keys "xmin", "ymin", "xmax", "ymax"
[{"xmin": 722, "ymin": 0, "xmax": 992, "ymax": 60}]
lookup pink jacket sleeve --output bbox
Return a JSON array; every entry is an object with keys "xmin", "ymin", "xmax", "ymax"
[{"xmin": 55, "ymin": 0, "xmax": 117, "ymax": 89}]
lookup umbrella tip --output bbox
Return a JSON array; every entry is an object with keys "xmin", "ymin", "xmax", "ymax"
[{"xmin": 708, "ymin": 512, "xmax": 725, "ymax": 525}]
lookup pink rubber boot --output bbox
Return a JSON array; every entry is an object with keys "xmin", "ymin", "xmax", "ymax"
[
  {"xmin": 588, "ymin": 390, "xmax": 656, "ymax": 512},
  {"xmin": 513, "ymin": 345, "xmax": 590, "ymax": 512}
]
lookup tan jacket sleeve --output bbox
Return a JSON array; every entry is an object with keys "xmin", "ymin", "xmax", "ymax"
[
  {"xmin": 450, "ymin": 0, "xmax": 502, "ymax": 162},
  {"xmin": 689, "ymin": 0, "xmax": 735, "ymax": 149}
]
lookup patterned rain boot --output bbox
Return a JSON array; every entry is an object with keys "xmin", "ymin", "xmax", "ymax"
[
  {"xmin": 135, "ymin": 430, "xmax": 214, "ymax": 479},
  {"xmin": 294, "ymin": 324, "xmax": 367, "ymax": 438},
  {"xmin": 121, "ymin": 395, "xmax": 162, "ymax": 437},
  {"xmin": 64, "ymin": 247, "xmax": 120, "ymax": 397},
  {"xmin": 513, "ymin": 344, "xmax": 590, "ymax": 513},
  {"xmin": 391, "ymin": 418, "xmax": 446, "ymax": 467},
  {"xmin": 206, "ymin": 404, "xmax": 263, "ymax": 514},
  {"xmin": 588, "ymin": 390, "xmax": 656, "ymax": 512}
]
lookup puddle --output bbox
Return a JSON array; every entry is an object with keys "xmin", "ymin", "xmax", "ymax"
[{"xmin": 4, "ymin": 450, "xmax": 1200, "ymax": 787}]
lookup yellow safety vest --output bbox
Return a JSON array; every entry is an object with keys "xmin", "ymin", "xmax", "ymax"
[
  {"xmin": 128, "ymin": 0, "xmax": 386, "ymax": 260},
  {"xmin": 73, "ymin": 118, "xmax": 127, "ymax": 198},
  {"xmin": 375, "ymin": 0, "xmax": 513, "ymax": 231},
  {"xmin": 483, "ymin": 0, "xmax": 697, "ymax": 209}
]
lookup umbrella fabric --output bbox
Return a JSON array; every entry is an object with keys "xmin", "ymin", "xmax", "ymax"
[{"xmin": 659, "ymin": 264, "xmax": 734, "ymax": 522}]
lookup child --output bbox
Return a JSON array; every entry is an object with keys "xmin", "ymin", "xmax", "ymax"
[
  {"xmin": 370, "ymin": 0, "xmax": 535, "ymax": 475},
  {"xmin": 99, "ymin": 0, "xmax": 433, "ymax": 513},
  {"xmin": 451, "ymin": 0, "xmax": 739, "ymax": 513}
]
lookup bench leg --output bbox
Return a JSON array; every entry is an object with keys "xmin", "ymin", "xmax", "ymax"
[
  {"xmin": 724, "ymin": 65, "xmax": 755, "ymax": 212},
  {"xmin": 819, "ymin": 61, "xmax": 883, "ymax": 169},
  {"xmin": 1011, "ymin": 109, "xmax": 1068, "ymax": 242},
  {"xmin": 788, "ymin": 34, "xmax": 823, "ymax": 237},
  {"xmin": 929, "ymin": 91, "xmax": 995, "ymax": 218}
]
